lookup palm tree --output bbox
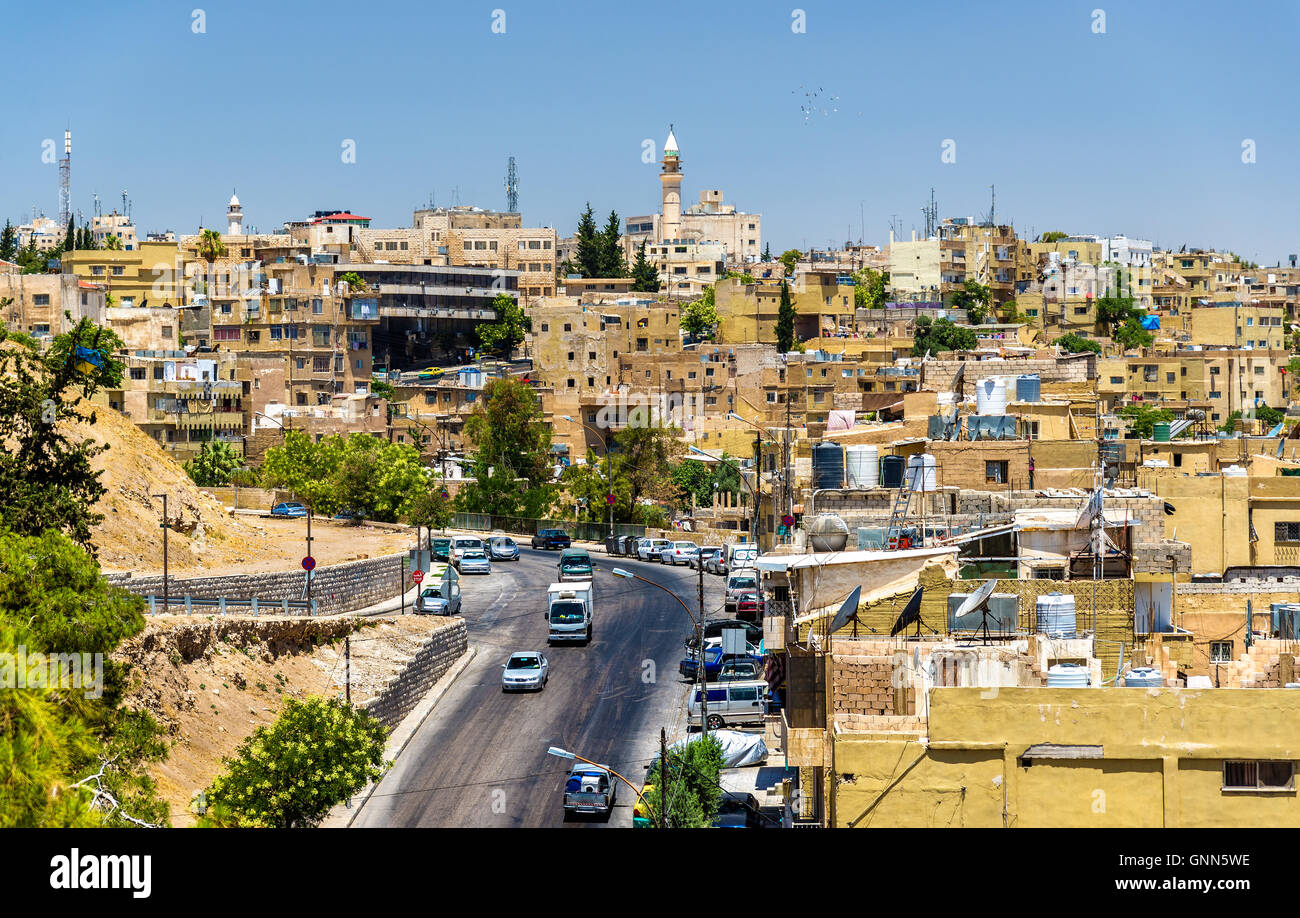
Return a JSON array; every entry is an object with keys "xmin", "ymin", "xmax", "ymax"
[
  {"xmin": 103, "ymin": 234, "xmax": 123, "ymax": 251},
  {"xmin": 196, "ymin": 228, "xmax": 227, "ymax": 261}
]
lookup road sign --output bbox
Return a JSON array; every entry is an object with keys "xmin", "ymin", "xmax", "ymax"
[
  {"xmin": 301, "ymin": 556, "xmax": 315, "ymax": 571},
  {"xmin": 782, "ymin": 515, "xmax": 795, "ymax": 528},
  {"xmin": 606, "ymin": 493, "xmax": 616, "ymax": 505},
  {"xmin": 412, "ymin": 570, "xmax": 424, "ymax": 584}
]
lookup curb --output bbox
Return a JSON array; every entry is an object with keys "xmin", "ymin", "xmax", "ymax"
[{"xmin": 333, "ymin": 644, "xmax": 478, "ymax": 828}]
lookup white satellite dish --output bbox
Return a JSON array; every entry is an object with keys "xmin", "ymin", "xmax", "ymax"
[
  {"xmin": 827, "ymin": 586, "xmax": 861, "ymax": 635},
  {"xmin": 954, "ymin": 578, "xmax": 998, "ymax": 620}
]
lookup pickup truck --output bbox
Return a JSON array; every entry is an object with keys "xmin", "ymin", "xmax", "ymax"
[
  {"xmin": 563, "ymin": 764, "xmax": 617, "ymax": 820},
  {"xmin": 546, "ymin": 581, "xmax": 594, "ymax": 644},
  {"xmin": 679, "ymin": 644, "xmax": 763, "ymax": 681},
  {"xmin": 557, "ymin": 548, "xmax": 593, "ymax": 582}
]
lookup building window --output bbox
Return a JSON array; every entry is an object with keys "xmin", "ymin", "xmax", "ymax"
[
  {"xmin": 985, "ymin": 460, "xmax": 1008, "ymax": 483},
  {"xmin": 1210, "ymin": 641, "xmax": 1233, "ymax": 664},
  {"xmin": 1275, "ymin": 522, "xmax": 1300, "ymax": 543},
  {"xmin": 1032, "ymin": 566, "xmax": 1065, "ymax": 580},
  {"xmin": 1222, "ymin": 761, "xmax": 1294, "ymax": 792}
]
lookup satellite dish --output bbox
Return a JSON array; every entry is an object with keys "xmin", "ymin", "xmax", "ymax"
[
  {"xmin": 827, "ymin": 586, "xmax": 861, "ymax": 635},
  {"xmin": 953, "ymin": 578, "xmax": 997, "ymax": 620},
  {"xmin": 889, "ymin": 587, "xmax": 925, "ymax": 637}
]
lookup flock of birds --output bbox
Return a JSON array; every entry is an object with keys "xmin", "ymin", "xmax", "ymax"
[{"xmin": 795, "ymin": 85, "xmax": 860, "ymax": 122}]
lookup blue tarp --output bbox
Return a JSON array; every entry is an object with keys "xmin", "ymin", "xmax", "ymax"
[{"xmin": 1140, "ymin": 314, "xmax": 1160, "ymax": 330}]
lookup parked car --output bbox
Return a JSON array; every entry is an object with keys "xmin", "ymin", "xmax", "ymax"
[
  {"xmin": 712, "ymin": 791, "xmax": 771, "ymax": 829},
  {"xmin": 690, "ymin": 546, "xmax": 723, "ymax": 570},
  {"xmin": 638, "ymin": 538, "xmax": 672, "ymax": 562},
  {"xmin": 687, "ymin": 680, "xmax": 768, "ymax": 730},
  {"xmin": 563, "ymin": 764, "xmax": 616, "ymax": 820},
  {"xmin": 661, "ymin": 541, "xmax": 699, "ymax": 566},
  {"xmin": 430, "ymin": 537, "xmax": 452, "ymax": 562},
  {"xmin": 414, "ymin": 564, "xmax": 461, "ymax": 615},
  {"xmin": 735, "ymin": 589, "xmax": 764, "ymax": 623},
  {"xmin": 679, "ymin": 644, "xmax": 763, "ymax": 681},
  {"xmin": 685, "ymin": 620, "xmax": 764, "ymax": 653},
  {"xmin": 704, "ymin": 551, "xmax": 728, "ymax": 575},
  {"xmin": 724, "ymin": 571, "xmax": 761, "ymax": 614},
  {"xmin": 333, "ymin": 509, "xmax": 362, "ymax": 521},
  {"xmin": 271, "ymin": 502, "xmax": 308, "ymax": 518},
  {"xmin": 454, "ymin": 548, "xmax": 491, "ymax": 574},
  {"xmin": 531, "ymin": 528, "xmax": 571, "ymax": 550},
  {"xmin": 449, "ymin": 535, "xmax": 485, "ymax": 564},
  {"xmin": 501, "ymin": 651, "xmax": 548, "ymax": 692},
  {"xmin": 488, "ymin": 536, "xmax": 520, "ymax": 561}
]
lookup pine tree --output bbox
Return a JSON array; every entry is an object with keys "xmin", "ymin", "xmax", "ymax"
[
  {"xmin": 598, "ymin": 210, "xmax": 626, "ymax": 277},
  {"xmin": 62, "ymin": 218, "xmax": 74, "ymax": 252},
  {"xmin": 631, "ymin": 241, "xmax": 660, "ymax": 293},
  {"xmin": 775, "ymin": 279, "xmax": 796, "ymax": 353},
  {"xmin": 573, "ymin": 203, "xmax": 602, "ymax": 278},
  {"xmin": 0, "ymin": 220, "xmax": 15, "ymax": 261},
  {"xmin": 763, "ymin": 242, "xmax": 772, "ymax": 262}
]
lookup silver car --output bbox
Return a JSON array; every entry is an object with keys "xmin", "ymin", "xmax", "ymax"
[
  {"xmin": 501, "ymin": 651, "xmax": 548, "ymax": 692},
  {"xmin": 456, "ymin": 548, "xmax": 492, "ymax": 574},
  {"xmin": 489, "ymin": 536, "xmax": 520, "ymax": 561},
  {"xmin": 692, "ymin": 546, "xmax": 723, "ymax": 570}
]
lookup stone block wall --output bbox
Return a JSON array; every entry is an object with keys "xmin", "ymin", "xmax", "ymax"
[
  {"xmin": 362, "ymin": 618, "xmax": 468, "ymax": 729},
  {"xmin": 106, "ymin": 552, "xmax": 407, "ymax": 616}
]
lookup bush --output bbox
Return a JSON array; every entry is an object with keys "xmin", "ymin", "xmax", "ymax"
[
  {"xmin": 1055, "ymin": 333, "xmax": 1102, "ymax": 355},
  {"xmin": 205, "ymin": 697, "xmax": 388, "ymax": 827}
]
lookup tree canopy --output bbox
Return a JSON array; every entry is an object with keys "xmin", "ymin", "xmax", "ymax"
[
  {"xmin": 912, "ymin": 316, "xmax": 975, "ymax": 356},
  {"xmin": 476, "ymin": 292, "xmax": 531, "ymax": 357},
  {"xmin": 775, "ymin": 279, "xmax": 797, "ymax": 353},
  {"xmin": 1055, "ymin": 333, "xmax": 1102, "ymax": 355},
  {"xmin": 456, "ymin": 378, "xmax": 556, "ymax": 518}
]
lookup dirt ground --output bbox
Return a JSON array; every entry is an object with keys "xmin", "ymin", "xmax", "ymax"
[
  {"xmin": 75, "ymin": 406, "xmax": 416, "ymax": 576},
  {"xmin": 115, "ymin": 614, "xmax": 444, "ymax": 827}
]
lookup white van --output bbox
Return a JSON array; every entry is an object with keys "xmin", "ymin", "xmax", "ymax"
[
  {"xmin": 725, "ymin": 543, "xmax": 759, "ymax": 573},
  {"xmin": 687, "ymin": 679, "xmax": 768, "ymax": 730}
]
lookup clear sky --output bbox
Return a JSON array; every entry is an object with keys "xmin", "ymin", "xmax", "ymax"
[{"xmin": 2, "ymin": 0, "xmax": 1297, "ymax": 263}]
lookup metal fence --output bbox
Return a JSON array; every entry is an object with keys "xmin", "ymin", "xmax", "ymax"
[
  {"xmin": 145, "ymin": 595, "xmax": 318, "ymax": 615},
  {"xmin": 452, "ymin": 513, "xmax": 644, "ymax": 544}
]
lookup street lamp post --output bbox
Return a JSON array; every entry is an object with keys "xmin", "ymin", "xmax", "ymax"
[
  {"xmin": 546, "ymin": 745, "xmax": 656, "ymax": 820},
  {"xmin": 153, "ymin": 493, "xmax": 169, "ymax": 613}
]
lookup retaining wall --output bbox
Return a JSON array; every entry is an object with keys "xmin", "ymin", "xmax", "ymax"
[{"xmin": 362, "ymin": 618, "xmax": 468, "ymax": 729}]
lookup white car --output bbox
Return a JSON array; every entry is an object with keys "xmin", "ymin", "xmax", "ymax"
[
  {"xmin": 638, "ymin": 538, "xmax": 672, "ymax": 562},
  {"xmin": 449, "ymin": 536, "xmax": 485, "ymax": 564},
  {"xmin": 501, "ymin": 651, "xmax": 548, "ymax": 692},
  {"xmin": 661, "ymin": 541, "xmax": 699, "ymax": 565}
]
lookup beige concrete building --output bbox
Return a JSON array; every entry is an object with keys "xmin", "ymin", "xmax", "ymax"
[{"xmin": 0, "ymin": 271, "xmax": 105, "ymax": 340}]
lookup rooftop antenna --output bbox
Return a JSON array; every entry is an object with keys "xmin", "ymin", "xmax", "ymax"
[
  {"xmin": 982, "ymin": 184, "xmax": 996, "ymax": 227},
  {"xmin": 121, "ymin": 190, "xmax": 128, "ymax": 219},
  {"xmin": 93, "ymin": 192, "xmax": 100, "ymax": 218},
  {"xmin": 505, "ymin": 155, "xmax": 519, "ymax": 213},
  {"xmin": 58, "ymin": 129, "xmax": 71, "ymax": 230}
]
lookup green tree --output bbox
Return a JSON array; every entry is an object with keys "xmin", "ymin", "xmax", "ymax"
[
  {"xmin": 184, "ymin": 439, "xmax": 242, "ymax": 487},
  {"xmin": 763, "ymin": 242, "xmax": 772, "ymax": 261},
  {"xmin": 680, "ymin": 288, "xmax": 719, "ymax": 339},
  {"xmin": 598, "ymin": 210, "xmax": 627, "ymax": 278},
  {"xmin": 457, "ymin": 378, "xmax": 556, "ymax": 518},
  {"xmin": 1113, "ymin": 317, "xmax": 1154, "ymax": 351},
  {"xmin": 195, "ymin": 228, "xmax": 226, "ymax": 261},
  {"xmin": 670, "ymin": 455, "xmax": 740, "ymax": 510},
  {"xmin": 0, "ymin": 220, "xmax": 16, "ymax": 261},
  {"xmin": 0, "ymin": 317, "xmax": 124, "ymax": 549},
  {"xmin": 775, "ymin": 279, "xmax": 796, "ymax": 353},
  {"xmin": 630, "ymin": 241, "xmax": 660, "ymax": 292},
  {"xmin": 62, "ymin": 218, "xmax": 75, "ymax": 252},
  {"xmin": 405, "ymin": 487, "xmax": 453, "ymax": 530},
  {"xmin": 912, "ymin": 315, "xmax": 976, "ymax": 356},
  {"xmin": 205, "ymin": 697, "xmax": 387, "ymax": 828},
  {"xmin": 636, "ymin": 734, "xmax": 725, "ymax": 828},
  {"xmin": 1039, "ymin": 231, "xmax": 1068, "ymax": 243},
  {"xmin": 1095, "ymin": 268, "xmax": 1138, "ymax": 335},
  {"xmin": 852, "ymin": 268, "xmax": 888, "ymax": 310},
  {"xmin": 778, "ymin": 249, "xmax": 801, "ymax": 277},
  {"xmin": 476, "ymin": 292, "xmax": 531, "ymax": 357},
  {"xmin": 569, "ymin": 203, "xmax": 602, "ymax": 278},
  {"xmin": 1119, "ymin": 403, "xmax": 1173, "ymax": 439},
  {"xmin": 951, "ymin": 279, "xmax": 992, "ymax": 324},
  {"xmin": 1055, "ymin": 333, "xmax": 1102, "ymax": 355},
  {"xmin": 1256, "ymin": 404, "xmax": 1286, "ymax": 429},
  {"xmin": 339, "ymin": 271, "xmax": 366, "ymax": 291}
]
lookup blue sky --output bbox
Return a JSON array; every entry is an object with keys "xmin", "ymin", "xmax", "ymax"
[{"xmin": 2, "ymin": 0, "xmax": 1297, "ymax": 263}]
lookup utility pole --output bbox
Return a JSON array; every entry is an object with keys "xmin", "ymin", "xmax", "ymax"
[
  {"xmin": 659, "ymin": 727, "xmax": 669, "ymax": 829},
  {"xmin": 153, "ymin": 494, "xmax": 169, "ymax": 613},
  {"xmin": 345, "ymin": 636, "xmax": 351, "ymax": 703},
  {"xmin": 698, "ymin": 552, "xmax": 708, "ymax": 737},
  {"xmin": 306, "ymin": 509, "xmax": 314, "ymax": 609}
]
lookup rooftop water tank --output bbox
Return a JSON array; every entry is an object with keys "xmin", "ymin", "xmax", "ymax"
[
  {"xmin": 1123, "ymin": 667, "xmax": 1163, "ymax": 688},
  {"xmin": 976, "ymin": 377, "xmax": 1008, "ymax": 416},
  {"xmin": 1015, "ymin": 374, "xmax": 1041, "ymax": 403},
  {"xmin": 845, "ymin": 445, "xmax": 880, "ymax": 488},
  {"xmin": 880, "ymin": 454, "xmax": 906, "ymax": 489},
  {"xmin": 905, "ymin": 453, "xmax": 938, "ymax": 492},
  {"xmin": 1046, "ymin": 663, "xmax": 1090, "ymax": 687},
  {"xmin": 806, "ymin": 513, "xmax": 850, "ymax": 552},
  {"xmin": 1001, "ymin": 375, "xmax": 1018, "ymax": 403},
  {"xmin": 1153, "ymin": 421, "xmax": 1172, "ymax": 442},
  {"xmin": 812, "ymin": 442, "xmax": 845, "ymax": 490},
  {"xmin": 1036, "ymin": 592, "xmax": 1077, "ymax": 638}
]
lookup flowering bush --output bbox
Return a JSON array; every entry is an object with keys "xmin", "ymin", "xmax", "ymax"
[{"xmin": 205, "ymin": 697, "xmax": 388, "ymax": 828}]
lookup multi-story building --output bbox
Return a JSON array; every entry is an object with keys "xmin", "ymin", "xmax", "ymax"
[
  {"xmin": 15, "ymin": 216, "xmax": 63, "ymax": 252},
  {"xmin": 61, "ymin": 239, "xmax": 192, "ymax": 309},
  {"xmin": 0, "ymin": 269, "xmax": 105, "ymax": 341},
  {"xmin": 91, "ymin": 211, "xmax": 138, "ymax": 250},
  {"xmin": 713, "ymin": 271, "xmax": 857, "ymax": 345},
  {"xmin": 1187, "ymin": 302, "xmax": 1286, "ymax": 350}
]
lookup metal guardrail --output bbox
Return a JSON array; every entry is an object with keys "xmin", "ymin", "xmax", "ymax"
[{"xmin": 145, "ymin": 595, "xmax": 318, "ymax": 615}]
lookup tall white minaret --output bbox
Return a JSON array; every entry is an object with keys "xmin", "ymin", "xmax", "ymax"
[
  {"xmin": 659, "ymin": 126, "xmax": 682, "ymax": 243},
  {"xmin": 226, "ymin": 191, "xmax": 243, "ymax": 235}
]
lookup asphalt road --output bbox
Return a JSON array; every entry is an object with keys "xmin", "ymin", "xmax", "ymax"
[{"xmin": 353, "ymin": 546, "xmax": 727, "ymax": 828}]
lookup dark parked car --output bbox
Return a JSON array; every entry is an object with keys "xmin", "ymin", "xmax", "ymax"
[
  {"xmin": 685, "ymin": 621, "xmax": 764, "ymax": 653},
  {"xmin": 679, "ymin": 645, "xmax": 763, "ymax": 681},
  {"xmin": 431, "ymin": 537, "xmax": 452, "ymax": 562},
  {"xmin": 271, "ymin": 502, "xmax": 308, "ymax": 518},
  {"xmin": 531, "ymin": 528, "xmax": 571, "ymax": 550},
  {"xmin": 712, "ymin": 792, "xmax": 773, "ymax": 828}
]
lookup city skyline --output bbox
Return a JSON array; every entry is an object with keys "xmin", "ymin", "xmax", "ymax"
[{"xmin": 1, "ymin": 0, "xmax": 1297, "ymax": 262}]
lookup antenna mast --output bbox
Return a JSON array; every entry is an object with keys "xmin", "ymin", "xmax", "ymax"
[
  {"xmin": 505, "ymin": 156, "xmax": 519, "ymax": 213},
  {"xmin": 58, "ymin": 129, "xmax": 71, "ymax": 229}
]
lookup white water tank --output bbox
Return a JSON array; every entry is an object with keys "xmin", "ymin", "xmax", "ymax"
[
  {"xmin": 976, "ymin": 377, "xmax": 1008, "ymax": 416},
  {"xmin": 905, "ymin": 453, "xmax": 938, "ymax": 492},
  {"xmin": 1036, "ymin": 592, "xmax": 1077, "ymax": 638},
  {"xmin": 1046, "ymin": 663, "xmax": 1090, "ymax": 687},
  {"xmin": 845, "ymin": 445, "xmax": 880, "ymax": 488},
  {"xmin": 1001, "ymin": 375, "xmax": 1018, "ymax": 403}
]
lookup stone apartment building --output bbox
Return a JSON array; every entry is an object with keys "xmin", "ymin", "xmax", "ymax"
[
  {"xmin": 713, "ymin": 271, "xmax": 857, "ymax": 345},
  {"xmin": 0, "ymin": 270, "xmax": 105, "ymax": 340}
]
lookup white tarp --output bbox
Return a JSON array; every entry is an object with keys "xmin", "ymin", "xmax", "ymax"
[{"xmin": 670, "ymin": 730, "xmax": 768, "ymax": 767}]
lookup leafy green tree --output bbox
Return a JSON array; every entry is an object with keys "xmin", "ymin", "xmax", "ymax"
[
  {"xmin": 0, "ymin": 317, "xmax": 124, "ymax": 549},
  {"xmin": 852, "ymin": 268, "xmax": 888, "ymax": 309},
  {"xmin": 1113, "ymin": 317, "xmax": 1153, "ymax": 351},
  {"xmin": 778, "ymin": 249, "xmax": 801, "ymax": 277},
  {"xmin": 636, "ymin": 734, "xmax": 724, "ymax": 828},
  {"xmin": 763, "ymin": 242, "xmax": 772, "ymax": 261},
  {"xmin": 1039, "ymin": 231, "xmax": 1068, "ymax": 243},
  {"xmin": 631, "ymin": 241, "xmax": 659, "ymax": 292},
  {"xmin": 1095, "ymin": 269, "xmax": 1139, "ymax": 335},
  {"xmin": 184, "ymin": 439, "xmax": 242, "ymax": 487},
  {"xmin": 62, "ymin": 219, "xmax": 75, "ymax": 252},
  {"xmin": 1256, "ymin": 404, "xmax": 1286, "ymax": 428},
  {"xmin": 339, "ymin": 271, "xmax": 366, "ymax": 291},
  {"xmin": 951, "ymin": 279, "xmax": 992, "ymax": 324},
  {"xmin": 775, "ymin": 279, "xmax": 796, "ymax": 353},
  {"xmin": 260, "ymin": 429, "xmax": 335, "ymax": 508},
  {"xmin": 598, "ymin": 210, "xmax": 627, "ymax": 278},
  {"xmin": 0, "ymin": 220, "xmax": 16, "ymax": 261},
  {"xmin": 1055, "ymin": 333, "xmax": 1102, "ymax": 355},
  {"xmin": 476, "ymin": 292, "xmax": 531, "ymax": 357},
  {"xmin": 911, "ymin": 315, "xmax": 976, "ymax": 356},
  {"xmin": 405, "ymin": 487, "xmax": 453, "ymax": 530},
  {"xmin": 370, "ymin": 379, "xmax": 396, "ymax": 401},
  {"xmin": 680, "ymin": 288, "xmax": 719, "ymax": 339},
  {"xmin": 195, "ymin": 228, "xmax": 226, "ymax": 261},
  {"xmin": 1119, "ymin": 403, "xmax": 1173, "ymax": 439},
  {"xmin": 671, "ymin": 455, "xmax": 740, "ymax": 510},
  {"xmin": 205, "ymin": 697, "xmax": 387, "ymax": 828},
  {"xmin": 457, "ymin": 378, "xmax": 556, "ymax": 518}
]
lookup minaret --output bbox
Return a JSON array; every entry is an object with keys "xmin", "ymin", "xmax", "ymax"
[
  {"xmin": 659, "ymin": 126, "xmax": 682, "ymax": 243},
  {"xmin": 226, "ymin": 191, "xmax": 243, "ymax": 235}
]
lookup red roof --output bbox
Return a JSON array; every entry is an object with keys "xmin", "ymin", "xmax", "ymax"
[{"xmin": 311, "ymin": 213, "xmax": 369, "ymax": 223}]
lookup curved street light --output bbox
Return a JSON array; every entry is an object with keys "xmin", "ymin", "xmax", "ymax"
[{"xmin": 545, "ymin": 745, "xmax": 654, "ymax": 820}]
